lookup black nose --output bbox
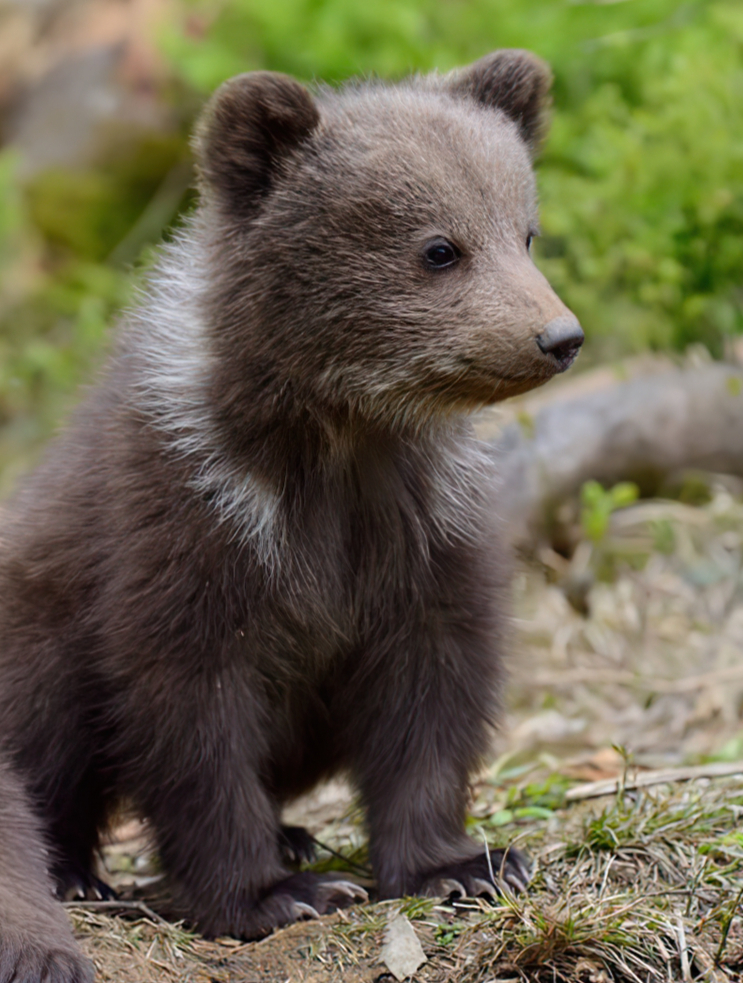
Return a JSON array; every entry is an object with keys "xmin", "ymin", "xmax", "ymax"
[{"xmin": 536, "ymin": 315, "xmax": 584, "ymax": 371}]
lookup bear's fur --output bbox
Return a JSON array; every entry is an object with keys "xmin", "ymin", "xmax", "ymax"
[{"xmin": 0, "ymin": 50, "xmax": 580, "ymax": 981}]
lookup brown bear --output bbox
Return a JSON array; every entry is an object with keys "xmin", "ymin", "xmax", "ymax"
[{"xmin": 0, "ymin": 50, "xmax": 582, "ymax": 982}]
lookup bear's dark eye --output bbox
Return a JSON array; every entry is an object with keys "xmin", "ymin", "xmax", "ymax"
[
  {"xmin": 422, "ymin": 238, "xmax": 460, "ymax": 270},
  {"xmin": 526, "ymin": 233, "xmax": 534, "ymax": 252}
]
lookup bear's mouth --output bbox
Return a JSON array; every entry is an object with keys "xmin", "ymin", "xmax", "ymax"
[{"xmin": 438, "ymin": 367, "xmax": 559, "ymax": 407}]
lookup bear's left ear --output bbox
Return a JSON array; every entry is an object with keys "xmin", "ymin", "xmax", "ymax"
[{"xmin": 448, "ymin": 49, "xmax": 552, "ymax": 153}]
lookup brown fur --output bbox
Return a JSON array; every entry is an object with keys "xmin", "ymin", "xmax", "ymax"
[{"xmin": 0, "ymin": 51, "xmax": 579, "ymax": 981}]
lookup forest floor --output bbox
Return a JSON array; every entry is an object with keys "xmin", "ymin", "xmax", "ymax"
[{"xmin": 66, "ymin": 481, "xmax": 743, "ymax": 982}]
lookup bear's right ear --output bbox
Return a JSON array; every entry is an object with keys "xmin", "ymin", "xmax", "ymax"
[
  {"xmin": 194, "ymin": 72, "xmax": 320, "ymax": 211},
  {"xmin": 447, "ymin": 49, "xmax": 552, "ymax": 153}
]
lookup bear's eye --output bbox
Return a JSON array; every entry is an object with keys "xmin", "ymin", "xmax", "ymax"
[
  {"xmin": 422, "ymin": 238, "xmax": 460, "ymax": 270},
  {"xmin": 526, "ymin": 234, "xmax": 533, "ymax": 252}
]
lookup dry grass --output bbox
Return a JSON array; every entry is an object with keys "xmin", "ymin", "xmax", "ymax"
[
  {"xmin": 448, "ymin": 779, "xmax": 743, "ymax": 982},
  {"xmin": 507, "ymin": 483, "xmax": 743, "ymax": 767},
  {"xmin": 69, "ymin": 777, "xmax": 743, "ymax": 982}
]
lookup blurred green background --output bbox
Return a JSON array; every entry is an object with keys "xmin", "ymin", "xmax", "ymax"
[{"xmin": 0, "ymin": 0, "xmax": 741, "ymax": 490}]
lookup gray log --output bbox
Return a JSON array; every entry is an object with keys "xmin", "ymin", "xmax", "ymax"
[{"xmin": 489, "ymin": 364, "xmax": 743, "ymax": 546}]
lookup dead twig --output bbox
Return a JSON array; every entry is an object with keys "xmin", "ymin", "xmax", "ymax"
[
  {"xmin": 531, "ymin": 664, "xmax": 743, "ymax": 694},
  {"xmin": 565, "ymin": 761, "xmax": 743, "ymax": 801},
  {"xmin": 63, "ymin": 898, "xmax": 171, "ymax": 927}
]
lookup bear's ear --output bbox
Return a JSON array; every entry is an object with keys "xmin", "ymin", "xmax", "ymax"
[
  {"xmin": 194, "ymin": 72, "xmax": 320, "ymax": 210},
  {"xmin": 448, "ymin": 49, "xmax": 552, "ymax": 153}
]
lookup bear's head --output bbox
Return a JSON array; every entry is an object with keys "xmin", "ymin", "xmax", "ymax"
[{"xmin": 191, "ymin": 51, "xmax": 582, "ymax": 436}]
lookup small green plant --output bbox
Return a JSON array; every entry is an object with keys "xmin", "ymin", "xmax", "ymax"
[
  {"xmin": 485, "ymin": 806, "xmax": 556, "ymax": 828},
  {"xmin": 580, "ymin": 479, "xmax": 639, "ymax": 543},
  {"xmin": 650, "ymin": 517, "xmax": 676, "ymax": 554},
  {"xmin": 506, "ymin": 773, "xmax": 571, "ymax": 812},
  {"xmin": 435, "ymin": 921, "xmax": 466, "ymax": 946}
]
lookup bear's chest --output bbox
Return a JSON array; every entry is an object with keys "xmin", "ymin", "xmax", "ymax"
[
  {"xmin": 239, "ymin": 475, "xmax": 446, "ymax": 669},
  {"xmin": 229, "ymin": 436, "xmax": 490, "ymax": 674}
]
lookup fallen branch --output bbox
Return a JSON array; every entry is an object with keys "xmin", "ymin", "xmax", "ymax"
[
  {"xmin": 565, "ymin": 760, "xmax": 743, "ymax": 802},
  {"xmin": 530, "ymin": 663, "xmax": 743, "ymax": 694}
]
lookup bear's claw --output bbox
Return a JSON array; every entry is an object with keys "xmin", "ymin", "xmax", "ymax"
[{"xmin": 421, "ymin": 847, "xmax": 532, "ymax": 901}]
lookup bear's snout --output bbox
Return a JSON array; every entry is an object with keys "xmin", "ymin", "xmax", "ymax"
[{"xmin": 536, "ymin": 315, "xmax": 584, "ymax": 372}]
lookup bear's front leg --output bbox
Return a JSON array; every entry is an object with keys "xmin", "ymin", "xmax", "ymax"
[
  {"xmin": 122, "ymin": 668, "xmax": 366, "ymax": 939},
  {"xmin": 349, "ymin": 612, "xmax": 531, "ymax": 901}
]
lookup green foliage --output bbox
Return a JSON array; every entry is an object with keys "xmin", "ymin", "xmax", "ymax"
[
  {"xmin": 580, "ymin": 480, "xmax": 640, "ymax": 543},
  {"xmin": 0, "ymin": 258, "xmax": 132, "ymax": 491},
  {"xmin": 25, "ymin": 135, "xmax": 187, "ymax": 262},
  {"xmin": 537, "ymin": 1, "xmax": 743, "ymax": 357},
  {"xmin": 485, "ymin": 805, "xmax": 555, "ymax": 827},
  {"xmin": 0, "ymin": 132, "xmax": 192, "ymax": 489},
  {"xmin": 565, "ymin": 782, "xmax": 743, "ymax": 861},
  {"xmin": 306, "ymin": 841, "xmax": 371, "ymax": 876},
  {"xmin": 703, "ymin": 732, "xmax": 743, "ymax": 763},
  {"xmin": 435, "ymin": 922, "xmax": 466, "ymax": 946},
  {"xmin": 0, "ymin": 151, "xmax": 24, "ymax": 268},
  {"xmin": 504, "ymin": 772, "xmax": 570, "ymax": 812}
]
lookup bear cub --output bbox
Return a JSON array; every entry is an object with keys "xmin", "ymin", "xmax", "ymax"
[{"xmin": 0, "ymin": 50, "xmax": 582, "ymax": 982}]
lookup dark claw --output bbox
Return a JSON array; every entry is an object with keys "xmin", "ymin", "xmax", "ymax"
[
  {"xmin": 423, "ymin": 876, "xmax": 467, "ymax": 900},
  {"xmin": 470, "ymin": 876, "xmax": 498, "ymax": 900},
  {"xmin": 268, "ymin": 871, "xmax": 368, "ymax": 916},
  {"xmin": 278, "ymin": 872, "xmax": 367, "ymax": 913},
  {"xmin": 314, "ymin": 879, "xmax": 368, "ymax": 906},
  {"xmin": 53, "ymin": 861, "xmax": 117, "ymax": 902},
  {"xmin": 279, "ymin": 825, "xmax": 317, "ymax": 865},
  {"xmin": 420, "ymin": 847, "xmax": 532, "ymax": 902},
  {"xmin": 237, "ymin": 871, "xmax": 369, "ymax": 940},
  {"xmin": 290, "ymin": 900, "xmax": 320, "ymax": 920}
]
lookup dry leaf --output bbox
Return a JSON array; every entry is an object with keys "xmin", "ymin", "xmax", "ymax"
[{"xmin": 380, "ymin": 913, "xmax": 427, "ymax": 981}]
